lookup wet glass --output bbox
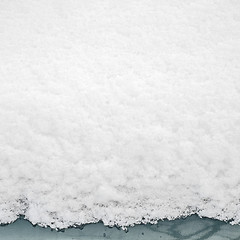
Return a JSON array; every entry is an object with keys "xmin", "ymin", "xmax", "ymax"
[{"xmin": 1, "ymin": 215, "xmax": 240, "ymax": 240}]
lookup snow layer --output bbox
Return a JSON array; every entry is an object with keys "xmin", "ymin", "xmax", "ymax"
[{"xmin": 0, "ymin": 0, "xmax": 240, "ymax": 229}]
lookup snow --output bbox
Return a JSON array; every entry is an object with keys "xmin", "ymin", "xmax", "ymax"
[{"xmin": 0, "ymin": 0, "xmax": 240, "ymax": 229}]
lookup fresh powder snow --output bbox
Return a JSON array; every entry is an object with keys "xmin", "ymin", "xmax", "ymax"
[{"xmin": 0, "ymin": 0, "xmax": 240, "ymax": 229}]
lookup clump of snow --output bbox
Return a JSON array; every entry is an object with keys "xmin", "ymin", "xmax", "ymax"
[{"xmin": 0, "ymin": 0, "xmax": 240, "ymax": 229}]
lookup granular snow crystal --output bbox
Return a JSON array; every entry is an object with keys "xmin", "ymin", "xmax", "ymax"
[{"xmin": 0, "ymin": 0, "xmax": 240, "ymax": 229}]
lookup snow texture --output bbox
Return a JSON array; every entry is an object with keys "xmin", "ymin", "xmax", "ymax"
[{"xmin": 0, "ymin": 0, "xmax": 240, "ymax": 229}]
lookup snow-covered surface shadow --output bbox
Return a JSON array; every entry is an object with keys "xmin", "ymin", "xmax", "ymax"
[{"xmin": 0, "ymin": 215, "xmax": 240, "ymax": 240}]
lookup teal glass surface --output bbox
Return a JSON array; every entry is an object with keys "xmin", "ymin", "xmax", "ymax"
[{"xmin": 1, "ymin": 215, "xmax": 240, "ymax": 240}]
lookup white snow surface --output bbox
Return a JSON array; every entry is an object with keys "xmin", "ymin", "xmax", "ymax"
[{"xmin": 0, "ymin": 0, "xmax": 240, "ymax": 229}]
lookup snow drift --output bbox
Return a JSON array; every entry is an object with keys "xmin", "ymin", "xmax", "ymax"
[{"xmin": 0, "ymin": 0, "xmax": 240, "ymax": 229}]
